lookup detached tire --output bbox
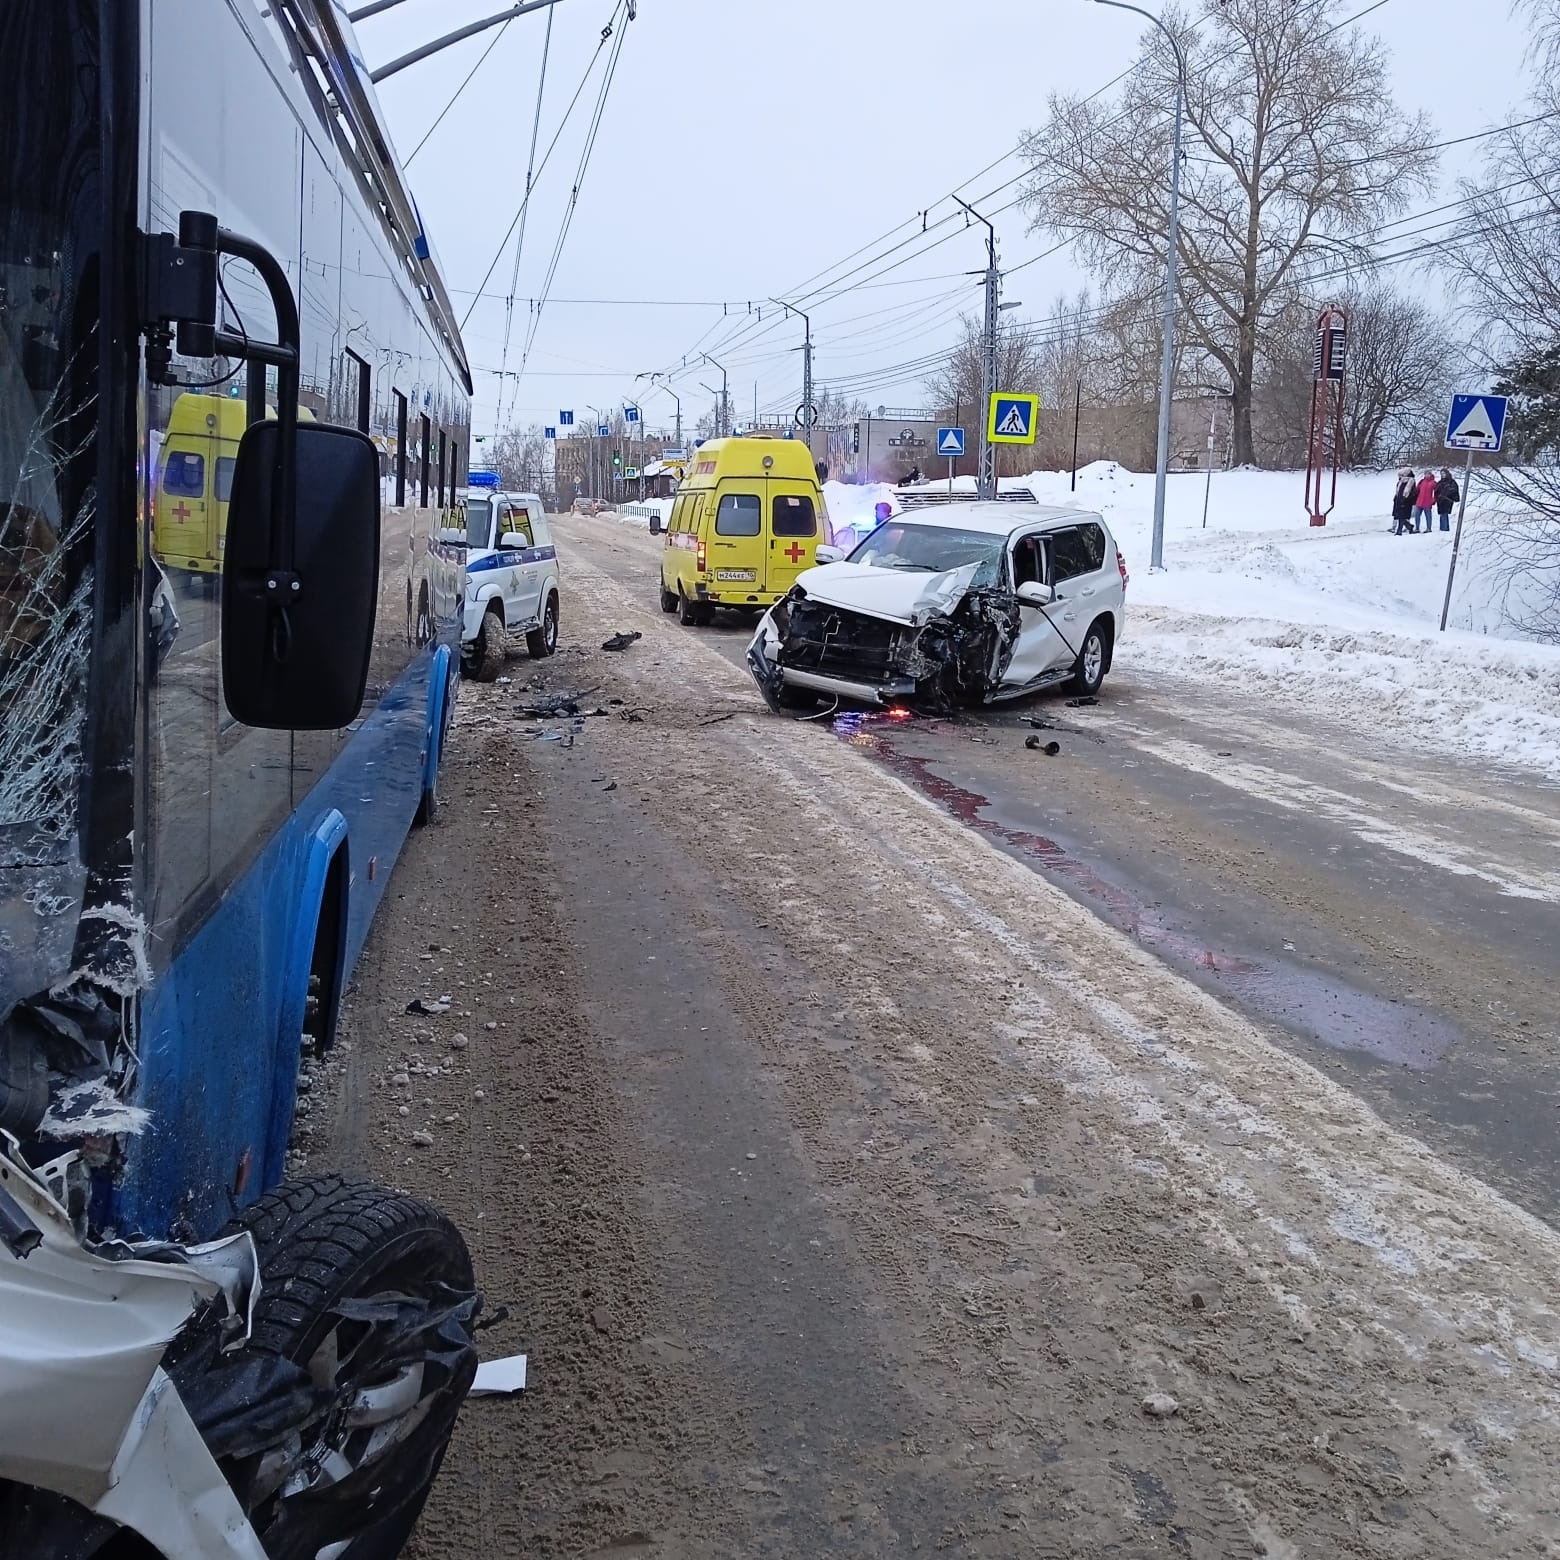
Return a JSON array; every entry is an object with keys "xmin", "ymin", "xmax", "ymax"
[
  {"xmin": 1071, "ymin": 620, "xmax": 1110, "ymax": 696},
  {"xmin": 469, "ymin": 608, "xmax": 505, "ymax": 682},
  {"xmin": 223, "ymin": 1176, "xmax": 477, "ymax": 1560},
  {"xmin": 526, "ymin": 592, "xmax": 559, "ymax": 658}
]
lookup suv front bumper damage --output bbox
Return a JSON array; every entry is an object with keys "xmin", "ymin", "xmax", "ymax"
[{"xmin": 748, "ymin": 587, "xmax": 1022, "ymax": 712}]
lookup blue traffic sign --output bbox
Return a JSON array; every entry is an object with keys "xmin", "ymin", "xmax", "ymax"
[
  {"xmin": 625, "ymin": 404, "xmax": 641, "ymax": 423},
  {"xmin": 1445, "ymin": 393, "xmax": 1508, "ymax": 452},
  {"xmin": 559, "ymin": 409, "xmax": 575, "ymax": 426},
  {"xmin": 544, "ymin": 426, "xmax": 557, "ymax": 440},
  {"xmin": 936, "ymin": 426, "xmax": 966, "ymax": 458},
  {"xmin": 988, "ymin": 393, "xmax": 1039, "ymax": 444},
  {"xmin": 597, "ymin": 424, "xmax": 611, "ymax": 438}
]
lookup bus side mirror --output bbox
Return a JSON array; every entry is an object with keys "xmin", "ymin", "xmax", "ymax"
[{"xmin": 222, "ymin": 420, "xmax": 382, "ymax": 730}]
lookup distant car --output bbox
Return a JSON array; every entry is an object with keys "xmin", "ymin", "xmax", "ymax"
[
  {"xmin": 455, "ymin": 489, "xmax": 561, "ymax": 680},
  {"xmin": 747, "ymin": 502, "xmax": 1127, "ymax": 712}
]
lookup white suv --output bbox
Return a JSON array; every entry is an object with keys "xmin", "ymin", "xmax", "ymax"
[
  {"xmin": 459, "ymin": 489, "xmax": 561, "ymax": 680},
  {"xmin": 747, "ymin": 502, "xmax": 1128, "ymax": 711}
]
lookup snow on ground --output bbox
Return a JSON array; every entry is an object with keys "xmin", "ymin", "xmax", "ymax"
[{"xmin": 831, "ymin": 465, "xmax": 1560, "ymax": 782}]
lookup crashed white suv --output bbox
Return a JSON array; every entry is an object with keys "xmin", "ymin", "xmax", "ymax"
[{"xmin": 747, "ymin": 502, "xmax": 1127, "ymax": 711}]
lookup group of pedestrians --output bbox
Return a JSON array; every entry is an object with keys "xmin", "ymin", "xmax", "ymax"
[{"xmin": 1391, "ymin": 467, "xmax": 1459, "ymax": 534}]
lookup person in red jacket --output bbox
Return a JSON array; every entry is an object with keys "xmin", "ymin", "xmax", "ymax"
[{"xmin": 1414, "ymin": 470, "xmax": 1437, "ymax": 533}]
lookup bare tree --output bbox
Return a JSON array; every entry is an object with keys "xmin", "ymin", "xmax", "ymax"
[
  {"xmin": 922, "ymin": 313, "xmax": 1045, "ymax": 422},
  {"xmin": 1337, "ymin": 284, "xmax": 1449, "ymax": 466},
  {"xmin": 1020, "ymin": 0, "xmax": 1437, "ymax": 465},
  {"xmin": 1435, "ymin": 0, "xmax": 1560, "ymax": 640},
  {"xmin": 488, "ymin": 424, "xmax": 548, "ymax": 491}
]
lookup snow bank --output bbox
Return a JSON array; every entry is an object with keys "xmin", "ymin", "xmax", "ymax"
[{"xmin": 1013, "ymin": 464, "xmax": 1560, "ymax": 782}]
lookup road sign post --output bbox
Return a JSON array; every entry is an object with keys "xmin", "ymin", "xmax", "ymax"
[{"xmin": 1439, "ymin": 393, "xmax": 1508, "ymax": 633}]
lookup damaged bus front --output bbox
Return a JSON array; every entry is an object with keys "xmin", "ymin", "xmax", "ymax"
[{"xmin": 2, "ymin": 3, "xmax": 480, "ymax": 1553}]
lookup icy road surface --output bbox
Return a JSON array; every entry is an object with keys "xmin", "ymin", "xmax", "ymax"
[{"xmin": 313, "ymin": 513, "xmax": 1560, "ymax": 1558}]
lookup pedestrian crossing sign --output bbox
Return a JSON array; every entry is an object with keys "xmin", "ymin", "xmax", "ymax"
[
  {"xmin": 988, "ymin": 392, "xmax": 1040, "ymax": 445},
  {"xmin": 1444, "ymin": 393, "xmax": 1508, "ymax": 452}
]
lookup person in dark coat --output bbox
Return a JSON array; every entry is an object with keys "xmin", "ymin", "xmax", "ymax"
[
  {"xmin": 1435, "ymin": 467, "xmax": 1460, "ymax": 531},
  {"xmin": 1391, "ymin": 469, "xmax": 1416, "ymax": 534}
]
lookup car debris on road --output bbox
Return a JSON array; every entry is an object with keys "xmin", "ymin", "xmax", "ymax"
[{"xmin": 601, "ymin": 630, "xmax": 643, "ymax": 652}]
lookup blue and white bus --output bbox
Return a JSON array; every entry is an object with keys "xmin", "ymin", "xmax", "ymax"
[{"xmin": 0, "ymin": 2, "xmax": 480, "ymax": 1553}]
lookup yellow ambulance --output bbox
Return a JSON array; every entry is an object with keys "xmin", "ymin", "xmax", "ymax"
[{"xmin": 657, "ymin": 436, "xmax": 828, "ymax": 625}]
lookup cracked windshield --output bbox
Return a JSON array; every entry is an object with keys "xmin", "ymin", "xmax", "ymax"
[{"xmin": 2, "ymin": 1, "xmax": 1559, "ymax": 1557}]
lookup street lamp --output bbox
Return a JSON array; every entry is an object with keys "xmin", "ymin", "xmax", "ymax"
[
  {"xmin": 1089, "ymin": 0, "xmax": 1184, "ymax": 572},
  {"xmin": 636, "ymin": 371, "xmax": 683, "ymax": 449},
  {"xmin": 701, "ymin": 353, "xmax": 730, "ymax": 438}
]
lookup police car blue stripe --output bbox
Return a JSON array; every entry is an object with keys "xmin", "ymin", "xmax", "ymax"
[{"xmin": 466, "ymin": 545, "xmax": 557, "ymax": 575}]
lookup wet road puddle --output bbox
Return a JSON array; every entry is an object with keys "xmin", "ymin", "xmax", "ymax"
[{"xmin": 831, "ymin": 712, "xmax": 1459, "ymax": 1070}]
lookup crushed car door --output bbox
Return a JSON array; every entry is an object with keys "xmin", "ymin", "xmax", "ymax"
[{"xmin": 998, "ymin": 530, "xmax": 1075, "ymax": 686}]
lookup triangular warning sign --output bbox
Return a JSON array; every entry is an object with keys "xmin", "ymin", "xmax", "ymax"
[
  {"xmin": 996, "ymin": 404, "xmax": 1029, "ymax": 436},
  {"xmin": 938, "ymin": 429, "xmax": 963, "ymax": 455},
  {"xmin": 1450, "ymin": 399, "xmax": 1497, "ymax": 445}
]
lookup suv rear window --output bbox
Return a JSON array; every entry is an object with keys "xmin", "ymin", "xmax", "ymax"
[
  {"xmin": 772, "ymin": 494, "xmax": 817, "ymax": 537},
  {"xmin": 1077, "ymin": 521, "xmax": 1107, "ymax": 571},
  {"xmin": 715, "ymin": 493, "xmax": 761, "ymax": 537}
]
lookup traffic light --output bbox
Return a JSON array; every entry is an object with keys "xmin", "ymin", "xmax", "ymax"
[{"xmin": 612, "ymin": 450, "xmax": 622, "ymax": 467}]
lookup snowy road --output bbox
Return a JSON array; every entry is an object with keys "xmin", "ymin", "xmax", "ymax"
[{"xmin": 317, "ymin": 512, "xmax": 1560, "ymax": 1557}]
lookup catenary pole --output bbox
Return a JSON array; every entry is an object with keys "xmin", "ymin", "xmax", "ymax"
[{"xmin": 1090, "ymin": 0, "xmax": 1184, "ymax": 570}]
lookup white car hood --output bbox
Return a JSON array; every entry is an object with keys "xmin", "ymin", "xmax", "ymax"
[{"xmin": 792, "ymin": 561, "xmax": 978, "ymax": 626}]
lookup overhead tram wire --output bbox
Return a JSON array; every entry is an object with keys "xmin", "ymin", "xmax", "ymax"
[
  {"xmin": 493, "ymin": 4, "xmax": 557, "ymax": 433},
  {"xmin": 457, "ymin": 3, "xmax": 623, "ymax": 334},
  {"xmin": 403, "ymin": 17, "xmax": 513, "ymax": 167},
  {"xmin": 514, "ymin": 4, "xmax": 630, "ymax": 378},
  {"xmin": 653, "ymin": 0, "xmax": 1398, "ymax": 401}
]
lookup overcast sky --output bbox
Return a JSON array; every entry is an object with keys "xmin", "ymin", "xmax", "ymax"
[{"xmin": 362, "ymin": 0, "xmax": 1537, "ymax": 440}]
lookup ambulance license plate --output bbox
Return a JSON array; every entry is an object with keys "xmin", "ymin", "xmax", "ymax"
[{"xmin": 716, "ymin": 569, "xmax": 756, "ymax": 582}]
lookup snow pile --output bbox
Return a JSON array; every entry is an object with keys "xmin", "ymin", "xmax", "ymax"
[
  {"xmin": 1012, "ymin": 464, "xmax": 1560, "ymax": 781},
  {"xmin": 823, "ymin": 480, "xmax": 899, "ymax": 546}
]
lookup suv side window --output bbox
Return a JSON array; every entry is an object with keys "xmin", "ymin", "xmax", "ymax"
[
  {"xmin": 1049, "ymin": 527, "xmax": 1094, "ymax": 584},
  {"xmin": 529, "ymin": 507, "xmax": 550, "ymax": 547},
  {"xmin": 715, "ymin": 493, "xmax": 762, "ymax": 536}
]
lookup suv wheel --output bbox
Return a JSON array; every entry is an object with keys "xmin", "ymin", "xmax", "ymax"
[
  {"xmin": 469, "ymin": 608, "xmax": 505, "ymax": 682},
  {"xmin": 1071, "ymin": 621, "xmax": 1109, "ymax": 696},
  {"xmin": 527, "ymin": 592, "xmax": 559, "ymax": 658}
]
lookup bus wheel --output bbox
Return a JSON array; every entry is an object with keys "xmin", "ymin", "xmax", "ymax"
[
  {"xmin": 223, "ymin": 1177, "xmax": 478, "ymax": 1560},
  {"xmin": 471, "ymin": 608, "xmax": 505, "ymax": 682},
  {"xmin": 658, "ymin": 574, "xmax": 678, "ymax": 613}
]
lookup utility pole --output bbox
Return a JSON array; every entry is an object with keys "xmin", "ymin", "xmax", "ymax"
[
  {"xmin": 772, "ymin": 298, "xmax": 813, "ymax": 444},
  {"xmin": 957, "ymin": 196, "xmax": 1000, "ymax": 501},
  {"xmin": 702, "ymin": 353, "xmax": 730, "ymax": 438},
  {"xmin": 1090, "ymin": 0, "xmax": 1184, "ymax": 570}
]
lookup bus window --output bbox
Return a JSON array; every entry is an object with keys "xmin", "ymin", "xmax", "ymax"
[
  {"xmin": 395, "ymin": 391, "xmax": 408, "ymax": 505},
  {"xmin": 419, "ymin": 414, "xmax": 431, "ymax": 506},
  {"xmin": 163, "ymin": 450, "xmax": 206, "ymax": 496},
  {"xmin": 215, "ymin": 456, "xmax": 236, "ymax": 503}
]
